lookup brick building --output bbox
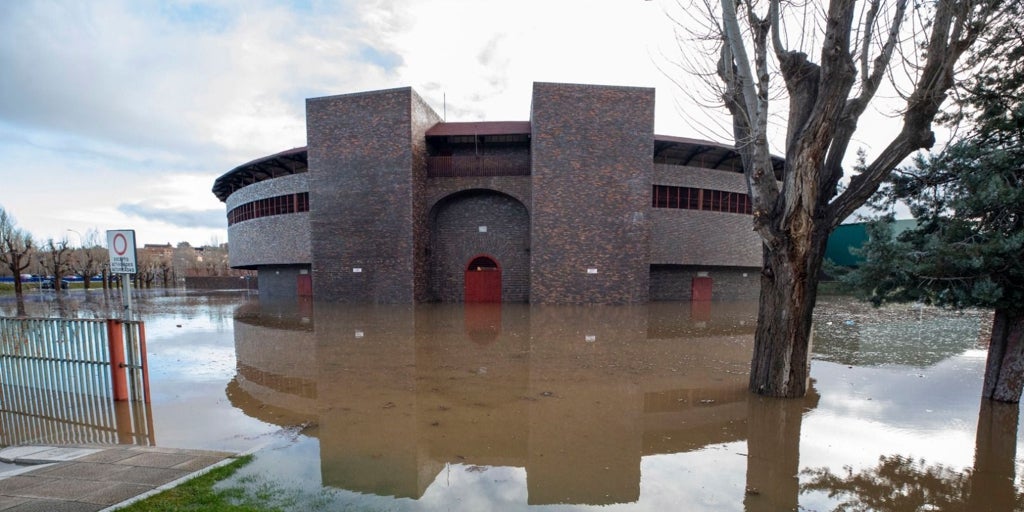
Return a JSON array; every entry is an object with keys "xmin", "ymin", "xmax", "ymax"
[{"xmin": 212, "ymin": 82, "xmax": 779, "ymax": 303}]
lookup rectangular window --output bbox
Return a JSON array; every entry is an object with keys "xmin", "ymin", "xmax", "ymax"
[
  {"xmin": 227, "ymin": 191, "xmax": 313, "ymax": 226},
  {"xmin": 651, "ymin": 185, "xmax": 752, "ymax": 216}
]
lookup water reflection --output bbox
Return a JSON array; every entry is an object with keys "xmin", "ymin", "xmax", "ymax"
[
  {"xmin": 0, "ymin": 391, "xmax": 154, "ymax": 447},
  {"xmin": 2, "ymin": 290, "xmax": 1016, "ymax": 510},
  {"xmin": 223, "ymin": 297, "xmax": 1020, "ymax": 511},
  {"xmin": 802, "ymin": 402, "xmax": 1023, "ymax": 511},
  {"xmin": 813, "ymin": 297, "xmax": 990, "ymax": 367},
  {"xmin": 229, "ymin": 300, "xmax": 825, "ymax": 507},
  {"xmin": 0, "ymin": 287, "xmax": 253, "ymax": 323}
]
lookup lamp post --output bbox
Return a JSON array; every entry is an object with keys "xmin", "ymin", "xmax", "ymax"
[
  {"xmin": 66, "ymin": 229, "xmax": 82, "ymax": 247},
  {"xmin": 66, "ymin": 229, "xmax": 82, "ymax": 290}
]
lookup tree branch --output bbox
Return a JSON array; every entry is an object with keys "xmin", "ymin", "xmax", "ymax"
[
  {"xmin": 828, "ymin": 0, "xmax": 999, "ymax": 227},
  {"xmin": 820, "ymin": 0, "xmax": 908, "ymax": 202}
]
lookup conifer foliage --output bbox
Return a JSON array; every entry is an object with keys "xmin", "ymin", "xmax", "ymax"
[{"xmin": 843, "ymin": 7, "xmax": 1024, "ymax": 401}]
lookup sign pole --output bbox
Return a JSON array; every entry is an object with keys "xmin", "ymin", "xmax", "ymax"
[{"xmin": 123, "ymin": 274, "xmax": 133, "ymax": 320}]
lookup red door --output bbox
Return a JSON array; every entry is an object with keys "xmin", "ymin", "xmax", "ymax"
[
  {"xmin": 691, "ymin": 276, "xmax": 713, "ymax": 301},
  {"xmin": 465, "ymin": 256, "xmax": 501, "ymax": 303},
  {"xmin": 297, "ymin": 274, "xmax": 312, "ymax": 297}
]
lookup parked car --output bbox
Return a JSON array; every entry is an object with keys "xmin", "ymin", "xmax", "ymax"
[{"xmin": 41, "ymin": 278, "xmax": 69, "ymax": 290}]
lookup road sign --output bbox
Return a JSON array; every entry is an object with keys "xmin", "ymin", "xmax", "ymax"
[{"xmin": 106, "ymin": 230, "xmax": 138, "ymax": 274}]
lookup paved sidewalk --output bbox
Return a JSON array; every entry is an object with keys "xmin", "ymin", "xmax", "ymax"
[{"xmin": 0, "ymin": 444, "xmax": 237, "ymax": 511}]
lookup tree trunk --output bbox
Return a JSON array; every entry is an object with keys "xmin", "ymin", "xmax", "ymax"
[
  {"xmin": 749, "ymin": 226, "xmax": 829, "ymax": 397},
  {"xmin": 981, "ymin": 308, "xmax": 1024, "ymax": 402}
]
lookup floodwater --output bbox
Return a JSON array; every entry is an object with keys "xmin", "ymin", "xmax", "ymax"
[{"xmin": 1, "ymin": 289, "xmax": 1020, "ymax": 511}]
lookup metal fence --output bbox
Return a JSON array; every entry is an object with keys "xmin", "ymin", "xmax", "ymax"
[{"xmin": 0, "ymin": 317, "xmax": 153, "ymax": 446}]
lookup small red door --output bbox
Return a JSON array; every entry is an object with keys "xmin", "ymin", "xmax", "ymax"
[
  {"xmin": 297, "ymin": 274, "xmax": 312, "ymax": 297},
  {"xmin": 465, "ymin": 256, "xmax": 501, "ymax": 303},
  {"xmin": 691, "ymin": 276, "xmax": 713, "ymax": 301}
]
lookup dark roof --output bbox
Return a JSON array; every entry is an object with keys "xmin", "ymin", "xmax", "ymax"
[
  {"xmin": 212, "ymin": 133, "xmax": 784, "ymax": 202},
  {"xmin": 653, "ymin": 134, "xmax": 785, "ymax": 175},
  {"xmin": 426, "ymin": 121, "xmax": 531, "ymax": 137},
  {"xmin": 212, "ymin": 147, "xmax": 308, "ymax": 201}
]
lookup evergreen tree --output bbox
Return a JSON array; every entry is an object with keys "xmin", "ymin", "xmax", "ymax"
[{"xmin": 842, "ymin": 8, "xmax": 1024, "ymax": 401}]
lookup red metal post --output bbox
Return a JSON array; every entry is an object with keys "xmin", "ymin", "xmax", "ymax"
[{"xmin": 106, "ymin": 319, "xmax": 129, "ymax": 401}]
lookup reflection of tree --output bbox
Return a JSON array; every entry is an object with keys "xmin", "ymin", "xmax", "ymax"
[
  {"xmin": 969, "ymin": 400, "xmax": 1021, "ymax": 511},
  {"xmin": 802, "ymin": 455, "xmax": 972, "ymax": 511},
  {"xmin": 801, "ymin": 401, "xmax": 1024, "ymax": 511},
  {"xmin": 744, "ymin": 387, "xmax": 820, "ymax": 512}
]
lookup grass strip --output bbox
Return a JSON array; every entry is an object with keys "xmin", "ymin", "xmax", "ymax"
[{"xmin": 117, "ymin": 455, "xmax": 280, "ymax": 512}]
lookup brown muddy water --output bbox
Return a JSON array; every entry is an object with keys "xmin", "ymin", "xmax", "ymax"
[{"xmin": 1, "ymin": 289, "xmax": 1019, "ymax": 511}]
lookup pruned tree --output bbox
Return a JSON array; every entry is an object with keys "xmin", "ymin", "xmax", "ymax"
[
  {"xmin": 40, "ymin": 237, "xmax": 72, "ymax": 293},
  {"xmin": 0, "ymin": 206, "xmax": 34, "ymax": 298},
  {"xmin": 679, "ymin": 0, "xmax": 1000, "ymax": 397},
  {"xmin": 69, "ymin": 228, "xmax": 105, "ymax": 290}
]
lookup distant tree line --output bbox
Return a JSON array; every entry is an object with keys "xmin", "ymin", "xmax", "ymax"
[{"xmin": 0, "ymin": 204, "xmax": 249, "ymax": 301}]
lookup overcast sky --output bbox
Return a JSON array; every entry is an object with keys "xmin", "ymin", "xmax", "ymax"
[{"xmin": 0, "ymin": 1, "xmax": 912, "ymax": 247}]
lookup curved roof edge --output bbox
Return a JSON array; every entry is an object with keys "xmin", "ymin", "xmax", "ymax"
[
  {"xmin": 654, "ymin": 134, "xmax": 785, "ymax": 174},
  {"xmin": 213, "ymin": 135, "xmax": 785, "ymax": 202},
  {"xmin": 212, "ymin": 147, "xmax": 308, "ymax": 202}
]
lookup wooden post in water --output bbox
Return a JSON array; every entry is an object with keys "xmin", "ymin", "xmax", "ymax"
[{"xmin": 106, "ymin": 319, "xmax": 129, "ymax": 401}]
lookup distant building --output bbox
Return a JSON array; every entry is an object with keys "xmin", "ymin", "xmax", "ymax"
[
  {"xmin": 825, "ymin": 219, "xmax": 918, "ymax": 267},
  {"xmin": 213, "ymin": 83, "xmax": 782, "ymax": 303},
  {"xmin": 140, "ymin": 243, "xmax": 173, "ymax": 260}
]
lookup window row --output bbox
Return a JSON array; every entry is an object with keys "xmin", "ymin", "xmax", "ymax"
[
  {"xmin": 652, "ymin": 185, "xmax": 752, "ymax": 215},
  {"xmin": 228, "ymin": 192, "xmax": 310, "ymax": 226}
]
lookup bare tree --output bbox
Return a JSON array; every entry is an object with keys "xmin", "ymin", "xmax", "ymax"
[
  {"xmin": 0, "ymin": 206, "xmax": 34, "ymax": 298},
  {"xmin": 68, "ymin": 228, "xmax": 105, "ymax": 290},
  {"xmin": 40, "ymin": 237, "xmax": 72, "ymax": 293},
  {"xmin": 680, "ymin": 0, "xmax": 999, "ymax": 397}
]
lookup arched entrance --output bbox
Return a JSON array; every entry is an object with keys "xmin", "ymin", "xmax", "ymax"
[
  {"xmin": 427, "ymin": 189, "xmax": 530, "ymax": 303},
  {"xmin": 465, "ymin": 256, "xmax": 501, "ymax": 303}
]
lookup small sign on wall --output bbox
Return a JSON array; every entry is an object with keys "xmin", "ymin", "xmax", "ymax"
[
  {"xmin": 586, "ymin": 268, "xmax": 598, "ymax": 274},
  {"xmin": 353, "ymin": 268, "xmax": 363, "ymax": 273},
  {"xmin": 479, "ymin": 226, "xmax": 488, "ymax": 233}
]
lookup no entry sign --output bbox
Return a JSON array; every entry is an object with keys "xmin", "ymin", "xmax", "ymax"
[{"xmin": 106, "ymin": 230, "xmax": 138, "ymax": 274}]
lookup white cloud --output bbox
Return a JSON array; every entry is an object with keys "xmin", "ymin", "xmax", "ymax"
[{"xmin": 5, "ymin": 0, "xmax": 917, "ymax": 245}]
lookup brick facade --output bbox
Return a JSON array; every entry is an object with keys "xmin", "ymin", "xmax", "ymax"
[
  {"xmin": 428, "ymin": 191, "xmax": 531, "ymax": 302},
  {"xmin": 217, "ymin": 82, "xmax": 764, "ymax": 303},
  {"xmin": 529, "ymin": 83, "xmax": 654, "ymax": 304},
  {"xmin": 649, "ymin": 265, "xmax": 760, "ymax": 301},
  {"xmin": 226, "ymin": 173, "xmax": 310, "ymax": 269},
  {"xmin": 306, "ymin": 88, "xmax": 441, "ymax": 302}
]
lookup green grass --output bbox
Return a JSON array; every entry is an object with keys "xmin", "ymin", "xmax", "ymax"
[
  {"xmin": 117, "ymin": 455, "xmax": 284, "ymax": 512},
  {"xmin": 0, "ymin": 281, "xmax": 112, "ymax": 294}
]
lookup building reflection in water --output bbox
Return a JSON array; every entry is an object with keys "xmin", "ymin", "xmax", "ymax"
[
  {"xmin": 227, "ymin": 299, "xmax": 1015, "ymax": 510},
  {"xmin": 228, "ymin": 299, "xmax": 824, "ymax": 507}
]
